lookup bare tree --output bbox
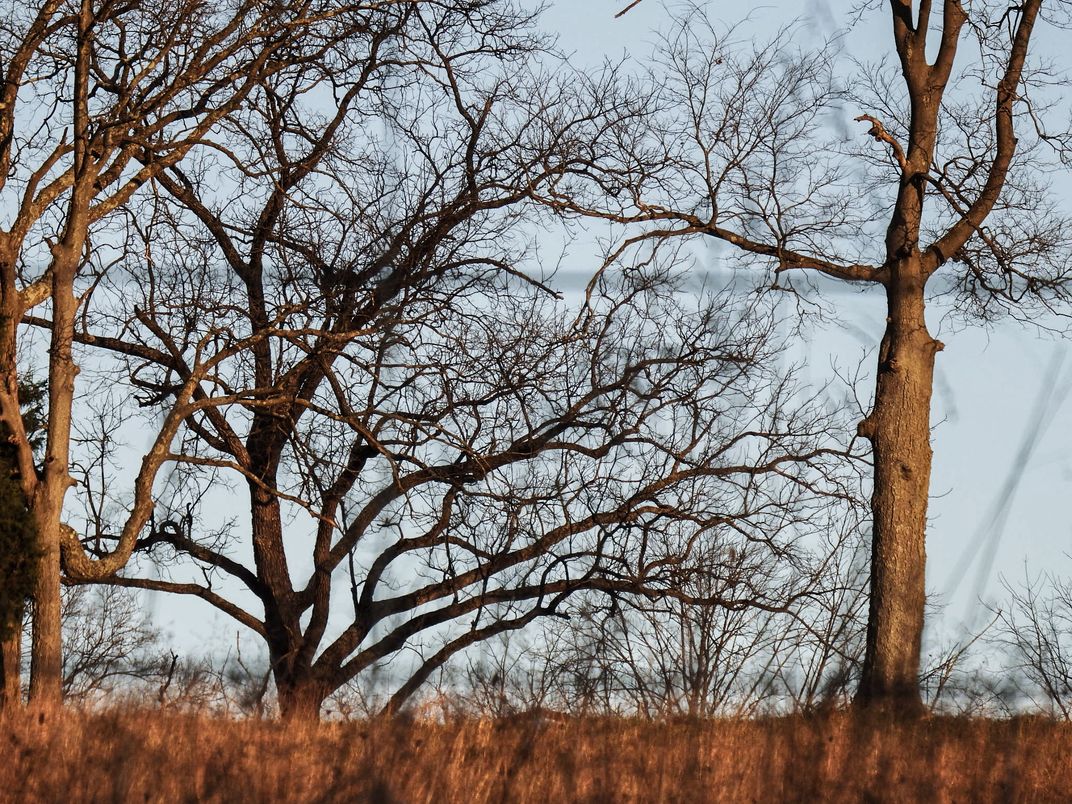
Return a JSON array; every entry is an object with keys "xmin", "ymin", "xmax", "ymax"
[
  {"xmin": 59, "ymin": 0, "xmax": 863, "ymax": 720},
  {"xmin": 0, "ymin": 0, "xmax": 391, "ymax": 706},
  {"xmin": 100, "ymin": 234, "xmax": 856, "ymax": 721},
  {"xmin": 992, "ymin": 571, "xmax": 1072, "ymax": 718},
  {"xmin": 561, "ymin": 0, "xmax": 1072, "ymax": 712},
  {"xmin": 59, "ymin": 587, "xmax": 293, "ymax": 715},
  {"xmin": 759, "ymin": 528, "xmax": 870, "ymax": 714}
]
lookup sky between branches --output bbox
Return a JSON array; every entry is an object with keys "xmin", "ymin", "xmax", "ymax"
[{"xmin": 538, "ymin": 0, "xmax": 1072, "ymax": 638}]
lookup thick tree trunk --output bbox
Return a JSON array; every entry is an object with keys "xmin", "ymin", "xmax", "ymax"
[
  {"xmin": 250, "ymin": 487, "xmax": 295, "ymax": 626},
  {"xmin": 248, "ymin": 482, "xmax": 318, "ymax": 721},
  {"xmin": 0, "ymin": 610, "xmax": 22, "ymax": 709},
  {"xmin": 29, "ymin": 251, "xmax": 81, "ymax": 708},
  {"xmin": 28, "ymin": 521, "xmax": 62, "ymax": 707},
  {"xmin": 275, "ymin": 672, "xmax": 328, "ymax": 722},
  {"xmin": 856, "ymin": 265, "xmax": 941, "ymax": 714}
]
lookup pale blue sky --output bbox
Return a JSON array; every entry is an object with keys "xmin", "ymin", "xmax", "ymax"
[
  {"xmin": 140, "ymin": 0, "xmax": 1072, "ymax": 661},
  {"xmin": 539, "ymin": 0, "xmax": 1072, "ymax": 641}
]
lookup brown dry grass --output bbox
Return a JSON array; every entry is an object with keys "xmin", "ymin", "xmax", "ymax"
[{"xmin": 2, "ymin": 708, "xmax": 1070, "ymax": 802}]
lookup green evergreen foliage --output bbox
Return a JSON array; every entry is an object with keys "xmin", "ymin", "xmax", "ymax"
[{"xmin": 0, "ymin": 380, "xmax": 45, "ymax": 640}]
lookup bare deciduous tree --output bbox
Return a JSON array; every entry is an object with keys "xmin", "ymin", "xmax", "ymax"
[
  {"xmin": 564, "ymin": 0, "xmax": 1072, "ymax": 712},
  {"xmin": 61, "ymin": 0, "xmax": 862, "ymax": 720},
  {"xmin": 0, "ymin": 0, "xmax": 389, "ymax": 707}
]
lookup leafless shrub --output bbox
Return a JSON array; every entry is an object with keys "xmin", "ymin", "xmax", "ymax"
[
  {"xmin": 991, "ymin": 571, "xmax": 1072, "ymax": 719},
  {"xmin": 58, "ymin": 586, "xmax": 166, "ymax": 704},
  {"xmin": 427, "ymin": 516, "xmax": 869, "ymax": 720}
]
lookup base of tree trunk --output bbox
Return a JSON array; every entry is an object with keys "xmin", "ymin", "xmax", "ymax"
[
  {"xmin": 853, "ymin": 685, "xmax": 926, "ymax": 720},
  {"xmin": 277, "ymin": 684, "xmax": 327, "ymax": 723}
]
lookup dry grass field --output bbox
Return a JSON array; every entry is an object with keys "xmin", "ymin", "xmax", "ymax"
[{"xmin": 2, "ymin": 708, "xmax": 1071, "ymax": 802}]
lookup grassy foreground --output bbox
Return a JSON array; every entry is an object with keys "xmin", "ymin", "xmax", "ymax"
[{"xmin": 2, "ymin": 708, "xmax": 1071, "ymax": 802}]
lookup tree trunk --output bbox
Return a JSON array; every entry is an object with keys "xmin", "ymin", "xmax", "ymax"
[
  {"xmin": 0, "ymin": 246, "xmax": 28, "ymax": 713},
  {"xmin": 29, "ymin": 251, "xmax": 81, "ymax": 708},
  {"xmin": 856, "ymin": 264, "xmax": 941, "ymax": 714},
  {"xmin": 0, "ymin": 609, "xmax": 22, "ymax": 709},
  {"xmin": 276, "ymin": 673, "xmax": 328, "ymax": 722},
  {"xmin": 28, "ymin": 522, "xmax": 62, "ymax": 707},
  {"xmin": 248, "ymin": 481, "xmax": 317, "ymax": 721}
]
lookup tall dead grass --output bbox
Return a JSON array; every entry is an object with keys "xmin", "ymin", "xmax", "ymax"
[{"xmin": 2, "ymin": 708, "xmax": 1070, "ymax": 802}]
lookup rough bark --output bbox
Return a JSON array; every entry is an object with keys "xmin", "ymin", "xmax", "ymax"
[
  {"xmin": 27, "ymin": 222, "xmax": 83, "ymax": 701},
  {"xmin": 849, "ymin": 0, "xmax": 957, "ymax": 710},
  {"xmin": 856, "ymin": 260, "xmax": 941, "ymax": 714},
  {"xmin": 248, "ymin": 480, "xmax": 312, "ymax": 716},
  {"xmin": 275, "ymin": 674, "xmax": 330, "ymax": 722},
  {"xmin": 27, "ymin": 529, "xmax": 61, "ymax": 706},
  {"xmin": 0, "ymin": 614, "xmax": 22, "ymax": 709}
]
